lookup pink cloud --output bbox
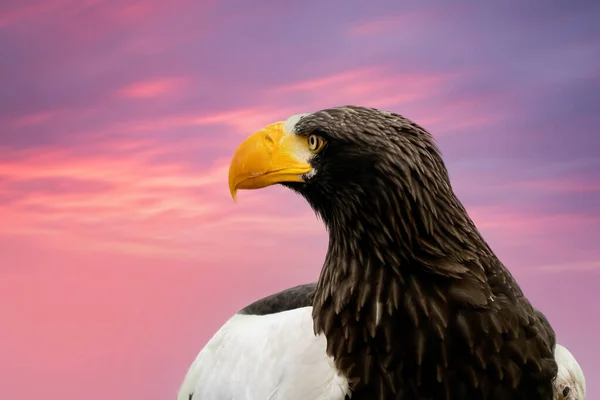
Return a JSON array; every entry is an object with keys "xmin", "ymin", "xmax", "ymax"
[
  {"xmin": 0, "ymin": 0, "xmax": 129, "ymax": 28},
  {"xmin": 0, "ymin": 135, "xmax": 323, "ymax": 263},
  {"xmin": 468, "ymin": 205, "xmax": 600, "ymax": 235},
  {"xmin": 452, "ymin": 171, "xmax": 600, "ymax": 199},
  {"xmin": 269, "ymin": 67, "xmax": 453, "ymax": 111},
  {"xmin": 74, "ymin": 106, "xmax": 294, "ymax": 142},
  {"xmin": 117, "ymin": 77, "xmax": 189, "ymax": 99},
  {"xmin": 0, "ymin": 0, "xmax": 194, "ymax": 52},
  {"xmin": 10, "ymin": 111, "xmax": 57, "ymax": 127},
  {"xmin": 1, "ymin": 135, "xmax": 595, "ymax": 275},
  {"xmin": 465, "ymin": 204, "xmax": 600, "ymax": 273},
  {"xmin": 120, "ymin": 34, "xmax": 171, "ymax": 55},
  {"xmin": 536, "ymin": 260, "xmax": 600, "ymax": 273},
  {"xmin": 259, "ymin": 66, "xmax": 509, "ymax": 140},
  {"xmin": 509, "ymin": 179, "xmax": 600, "ymax": 193},
  {"xmin": 3, "ymin": 77, "xmax": 595, "ymax": 271},
  {"xmin": 0, "ymin": 0, "xmax": 71, "ymax": 27},
  {"xmin": 8, "ymin": 107, "xmax": 102, "ymax": 128},
  {"xmin": 272, "ymin": 67, "xmax": 387, "ymax": 93},
  {"xmin": 347, "ymin": 9, "xmax": 445, "ymax": 37}
]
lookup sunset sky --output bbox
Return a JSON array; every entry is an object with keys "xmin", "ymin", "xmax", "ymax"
[{"xmin": 1, "ymin": 0, "xmax": 599, "ymax": 399}]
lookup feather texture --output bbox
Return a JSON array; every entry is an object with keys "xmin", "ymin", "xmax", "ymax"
[{"xmin": 291, "ymin": 106, "xmax": 561, "ymax": 399}]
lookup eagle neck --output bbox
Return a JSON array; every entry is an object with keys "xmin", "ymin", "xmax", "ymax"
[{"xmin": 310, "ymin": 179, "xmax": 503, "ymax": 394}]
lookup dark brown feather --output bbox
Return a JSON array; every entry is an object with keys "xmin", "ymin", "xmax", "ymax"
[{"xmin": 285, "ymin": 106, "xmax": 558, "ymax": 399}]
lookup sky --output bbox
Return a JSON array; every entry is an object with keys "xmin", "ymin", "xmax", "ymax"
[{"xmin": 0, "ymin": 0, "xmax": 599, "ymax": 399}]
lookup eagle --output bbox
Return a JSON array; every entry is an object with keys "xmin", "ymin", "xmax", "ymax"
[{"xmin": 177, "ymin": 106, "xmax": 586, "ymax": 399}]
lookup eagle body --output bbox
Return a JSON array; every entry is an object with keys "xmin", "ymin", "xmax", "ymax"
[
  {"xmin": 179, "ymin": 106, "xmax": 585, "ymax": 399},
  {"xmin": 179, "ymin": 284, "xmax": 583, "ymax": 400}
]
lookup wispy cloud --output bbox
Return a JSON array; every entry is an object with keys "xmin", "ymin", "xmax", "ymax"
[
  {"xmin": 10, "ymin": 111, "xmax": 58, "ymax": 127},
  {"xmin": 0, "ymin": 137, "xmax": 322, "ymax": 262},
  {"xmin": 347, "ymin": 9, "xmax": 444, "ymax": 37},
  {"xmin": 117, "ymin": 77, "xmax": 190, "ymax": 99},
  {"xmin": 269, "ymin": 67, "xmax": 452, "ymax": 110},
  {"xmin": 536, "ymin": 260, "xmax": 600, "ymax": 273}
]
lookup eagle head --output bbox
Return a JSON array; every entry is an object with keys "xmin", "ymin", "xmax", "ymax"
[{"xmin": 228, "ymin": 106, "xmax": 454, "ymax": 231}]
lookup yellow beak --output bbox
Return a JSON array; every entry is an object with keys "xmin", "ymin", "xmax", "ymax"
[{"xmin": 228, "ymin": 121, "xmax": 313, "ymax": 201}]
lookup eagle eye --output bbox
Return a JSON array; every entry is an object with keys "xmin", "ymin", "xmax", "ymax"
[{"xmin": 307, "ymin": 134, "xmax": 326, "ymax": 153}]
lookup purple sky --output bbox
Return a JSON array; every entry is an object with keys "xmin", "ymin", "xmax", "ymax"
[{"xmin": 1, "ymin": 1, "xmax": 599, "ymax": 399}]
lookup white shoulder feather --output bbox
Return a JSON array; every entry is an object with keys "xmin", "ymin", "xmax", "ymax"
[
  {"xmin": 554, "ymin": 343, "xmax": 585, "ymax": 399},
  {"xmin": 178, "ymin": 306, "xmax": 350, "ymax": 400}
]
